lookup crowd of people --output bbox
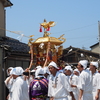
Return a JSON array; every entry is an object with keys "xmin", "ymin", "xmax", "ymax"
[{"xmin": 4, "ymin": 60, "xmax": 100, "ymax": 100}]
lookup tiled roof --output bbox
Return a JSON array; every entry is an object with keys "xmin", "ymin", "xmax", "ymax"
[
  {"xmin": 0, "ymin": 36, "xmax": 29, "ymax": 54},
  {"xmin": 63, "ymin": 46, "xmax": 99, "ymax": 58},
  {"xmin": 64, "ymin": 46, "xmax": 99, "ymax": 55}
]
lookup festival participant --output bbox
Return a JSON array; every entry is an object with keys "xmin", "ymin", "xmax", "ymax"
[
  {"xmin": 48, "ymin": 61, "xmax": 75, "ymax": 100},
  {"xmin": 4, "ymin": 67, "xmax": 13, "ymax": 100},
  {"xmin": 64, "ymin": 66, "xmax": 73, "ymax": 80},
  {"xmin": 73, "ymin": 69, "xmax": 80, "ymax": 76},
  {"xmin": 89, "ymin": 61, "xmax": 100, "ymax": 100},
  {"xmin": 43, "ymin": 67, "xmax": 50, "ymax": 79},
  {"xmin": 70, "ymin": 69, "xmax": 80, "ymax": 100},
  {"xmin": 23, "ymin": 69, "xmax": 36, "ymax": 88},
  {"xmin": 64, "ymin": 66, "xmax": 73, "ymax": 100},
  {"xmin": 29, "ymin": 68, "xmax": 48, "ymax": 100},
  {"xmin": 10, "ymin": 67, "xmax": 29, "ymax": 100},
  {"xmin": 30, "ymin": 69, "xmax": 36, "ymax": 80},
  {"xmin": 77, "ymin": 60, "xmax": 93, "ymax": 100},
  {"xmin": 35, "ymin": 66, "xmax": 42, "ymax": 78},
  {"xmin": 36, "ymin": 65, "xmax": 42, "ymax": 70}
]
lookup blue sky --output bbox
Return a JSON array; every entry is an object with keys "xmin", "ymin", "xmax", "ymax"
[{"xmin": 5, "ymin": 0, "xmax": 100, "ymax": 50}]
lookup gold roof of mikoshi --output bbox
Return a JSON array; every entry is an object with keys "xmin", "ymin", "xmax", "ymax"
[
  {"xmin": 32, "ymin": 36, "xmax": 64, "ymax": 45},
  {"xmin": 28, "ymin": 20, "xmax": 66, "ymax": 46}
]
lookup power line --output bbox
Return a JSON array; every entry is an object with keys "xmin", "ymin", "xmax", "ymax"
[
  {"xmin": 27, "ymin": 23, "xmax": 98, "ymax": 37},
  {"xmin": 0, "ymin": 27, "xmax": 30, "ymax": 38},
  {"xmin": 66, "ymin": 35, "xmax": 97, "ymax": 40},
  {"xmin": 0, "ymin": 22, "xmax": 98, "ymax": 42},
  {"xmin": 53, "ymin": 23, "xmax": 97, "ymax": 34},
  {"xmin": 69, "ymin": 37, "xmax": 97, "ymax": 47}
]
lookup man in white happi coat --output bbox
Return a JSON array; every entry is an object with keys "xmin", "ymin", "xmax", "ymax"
[
  {"xmin": 77, "ymin": 60, "xmax": 93, "ymax": 100},
  {"xmin": 4, "ymin": 67, "xmax": 13, "ymax": 100},
  {"xmin": 48, "ymin": 61, "xmax": 75, "ymax": 100},
  {"xmin": 70, "ymin": 69, "xmax": 80, "ymax": 100},
  {"xmin": 64, "ymin": 66, "xmax": 73, "ymax": 78},
  {"xmin": 89, "ymin": 61, "xmax": 100, "ymax": 100},
  {"xmin": 10, "ymin": 67, "xmax": 29, "ymax": 100},
  {"xmin": 64, "ymin": 66, "xmax": 73, "ymax": 100}
]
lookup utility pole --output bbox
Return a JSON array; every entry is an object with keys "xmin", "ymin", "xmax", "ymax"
[
  {"xmin": 98, "ymin": 21, "xmax": 100, "ymax": 70},
  {"xmin": 98, "ymin": 21, "xmax": 100, "ymax": 58}
]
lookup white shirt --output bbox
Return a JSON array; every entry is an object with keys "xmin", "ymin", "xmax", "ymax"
[
  {"xmin": 78, "ymin": 69, "xmax": 93, "ymax": 92},
  {"xmin": 65, "ymin": 74, "xmax": 73, "ymax": 100},
  {"xmin": 70, "ymin": 75, "xmax": 79, "ymax": 100},
  {"xmin": 93, "ymin": 72, "xmax": 100, "ymax": 92},
  {"xmin": 11, "ymin": 76, "xmax": 29, "ymax": 100},
  {"xmin": 92, "ymin": 72, "xmax": 100, "ymax": 100},
  {"xmin": 71, "ymin": 75, "xmax": 79, "ymax": 87},
  {"xmin": 48, "ymin": 71, "xmax": 72, "ymax": 99},
  {"xmin": 4, "ymin": 77, "xmax": 13, "ymax": 92},
  {"xmin": 78, "ymin": 69, "xmax": 93, "ymax": 100},
  {"xmin": 4, "ymin": 77, "xmax": 14, "ymax": 100}
]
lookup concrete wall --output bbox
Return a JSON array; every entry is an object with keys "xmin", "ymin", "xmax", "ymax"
[
  {"xmin": 0, "ymin": 1, "xmax": 5, "ymax": 37},
  {"xmin": 91, "ymin": 44, "xmax": 100, "ymax": 54}
]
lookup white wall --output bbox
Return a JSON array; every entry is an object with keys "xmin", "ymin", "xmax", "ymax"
[{"xmin": 91, "ymin": 44, "xmax": 100, "ymax": 54}]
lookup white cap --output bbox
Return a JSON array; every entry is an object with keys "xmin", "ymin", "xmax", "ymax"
[
  {"xmin": 8, "ymin": 67, "xmax": 13, "ymax": 70},
  {"xmin": 7, "ymin": 67, "xmax": 13, "ymax": 76},
  {"xmin": 35, "ymin": 68, "xmax": 44, "ymax": 78},
  {"xmin": 10, "ymin": 67, "xmax": 24, "ymax": 75},
  {"xmin": 64, "ymin": 66, "xmax": 71, "ymax": 69},
  {"xmin": 64, "ymin": 66, "xmax": 73, "ymax": 72},
  {"xmin": 43, "ymin": 67, "xmax": 50, "ymax": 74},
  {"xmin": 74, "ymin": 69, "xmax": 80, "ymax": 73},
  {"xmin": 48, "ymin": 61, "xmax": 59, "ymax": 69},
  {"xmin": 31, "ymin": 70, "xmax": 36, "ymax": 72},
  {"xmin": 36, "ymin": 65, "xmax": 42, "ymax": 69},
  {"xmin": 90, "ymin": 62, "xmax": 98, "ymax": 68},
  {"xmin": 79, "ymin": 60, "xmax": 88, "ymax": 69}
]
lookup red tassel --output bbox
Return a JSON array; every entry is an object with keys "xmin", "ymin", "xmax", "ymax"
[
  {"xmin": 46, "ymin": 27, "xmax": 50, "ymax": 31},
  {"xmin": 39, "ymin": 25, "xmax": 42, "ymax": 32}
]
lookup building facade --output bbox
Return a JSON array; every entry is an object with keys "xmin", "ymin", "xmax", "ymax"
[
  {"xmin": 0, "ymin": 0, "xmax": 13, "ymax": 99},
  {"xmin": 60, "ymin": 46, "xmax": 99, "ymax": 68},
  {"xmin": 90, "ymin": 42, "xmax": 100, "ymax": 54},
  {"xmin": 0, "ymin": 1, "xmax": 31, "ymax": 99}
]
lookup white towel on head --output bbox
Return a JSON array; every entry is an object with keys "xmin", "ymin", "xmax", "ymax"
[
  {"xmin": 79, "ymin": 60, "xmax": 88, "ymax": 69},
  {"xmin": 64, "ymin": 66, "xmax": 73, "ymax": 72},
  {"xmin": 74, "ymin": 69, "xmax": 80, "ymax": 73},
  {"xmin": 48, "ymin": 61, "xmax": 59, "ymax": 69},
  {"xmin": 43, "ymin": 67, "xmax": 50, "ymax": 74},
  {"xmin": 35, "ymin": 68, "xmax": 44, "ymax": 78},
  {"xmin": 90, "ymin": 62, "xmax": 98, "ymax": 68},
  {"xmin": 10, "ymin": 67, "xmax": 24, "ymax": 75},
  {"xmin": 7, "ymin": 67, "xmax": 13, "ymax": 76},
  {"xmin": 36, "ymin": 65, "xmax": 42, "ymax": 69}
]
